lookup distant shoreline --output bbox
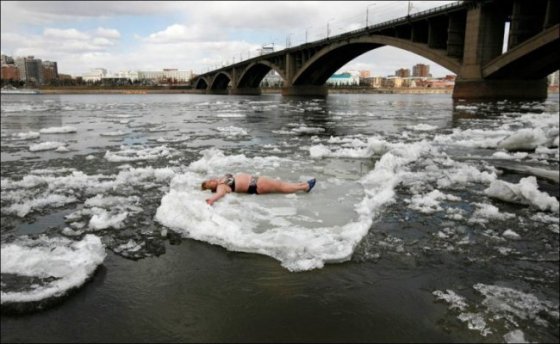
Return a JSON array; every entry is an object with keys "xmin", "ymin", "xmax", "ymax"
[
  {"xmin": 38, "ymin": 87, "xmax": 454, "ymax": 95},
  {"xmin": 35, "ymin": 87, "xmax": 558, "ymax": 95}
]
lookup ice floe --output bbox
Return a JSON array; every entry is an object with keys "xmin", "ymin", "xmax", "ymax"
[
  {"xmin": 39, "ymin": 126, "xmax": 77, "ymax": 134},
  {"xmin": 1, "ymin": 235, "xmax": 106, "ymax": 307},
  {"xmin": 29, "ymin": 141, "xmax": 66, "ymax": 152},
  {"xmin": 485, "ymin": 176, "xmax": 559, "ymax": 212},
  {"xmin": 104, "ymin": 145, "xmax": 176, "ymax": 162}
]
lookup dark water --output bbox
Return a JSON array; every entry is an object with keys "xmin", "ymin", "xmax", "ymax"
[{"xmin": 1, "ymin": 93, "xmax": 558, "ymax": 343}]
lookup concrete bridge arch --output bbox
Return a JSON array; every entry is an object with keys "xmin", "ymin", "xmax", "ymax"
[
  {"xmin": 193, "ymin": 0, "xmax": 559, "ymax": 100},
  {"xmin": 209, "ymin": 71, "xmax": 233, "ymax": 92},
  {"xmin": 194, "ymin": 77, "xmax": 209, "ymax": 90},
  {"xmin": 237, "ymin": 61, "xmax": 286, "ymax": 89},
  {"xmin": 290, "ymin": 35, "xmax": 462, "ymax": 87}
]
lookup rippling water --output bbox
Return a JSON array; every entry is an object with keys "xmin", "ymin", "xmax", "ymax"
[{"xmin": 1, "ymin": 93, "xmax": 558, "ymax": 342}]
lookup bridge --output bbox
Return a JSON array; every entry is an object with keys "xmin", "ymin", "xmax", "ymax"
[{"xmin": 192, "ymin": 0, "xmax": 559, "ymax": 100}]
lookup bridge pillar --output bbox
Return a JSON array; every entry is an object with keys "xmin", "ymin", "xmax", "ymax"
[
  {"xmin": 281, "ymin": 85, "xmax": 328, "ymax": 97},
  {"xmin": 454, "ymin": 2, "xmax": 548, "ymax": 101},
  {"xmin": 453, "ymin": 78, "xmax": 548, "ymax": 101}
]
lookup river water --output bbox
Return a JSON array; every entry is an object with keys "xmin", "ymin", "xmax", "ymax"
[{"xmin": 1, "ymin": 93, "xmax": 558, "ymax": 343}]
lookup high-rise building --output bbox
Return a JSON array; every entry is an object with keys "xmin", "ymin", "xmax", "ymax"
[
  {"xmin": 395, "ymin": 68, "xmax": 411, "ymax": 78},
  {"xmin": 1, "ymin": 64, "xmax": 20, "ymax": 81},
  {"xmin": 359, "ymin": 70, "xmax": 371, "ymax": 78},
  {"xmin": 1, "ymin": 54, "xmax": 15, "ymax": 65},
  {"xmin": 15, "ymin": 56, "xmax": 43, "ymax": 84},
  {"xmin": 42, "ymin": 61, "xmax": 58, "ymax": 83},
  {"xmin": 412, "ymin": 63, "xmax": 430, "ymax": 77}
]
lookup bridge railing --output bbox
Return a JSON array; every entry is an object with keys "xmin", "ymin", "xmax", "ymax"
[{"xmin": 309, "ymin": 1, "xmax": 464, "ymax": 47}]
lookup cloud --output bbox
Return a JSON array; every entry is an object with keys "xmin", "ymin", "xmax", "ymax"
[
  {"xmin": 1, "ymin": 1, "xmax": 457, "ymax": 77},
  {"xmin": 96, "ymin": 27, "xmax": 120, "ymax": 39},
  {"xmin": 43, "ymin": 28, "xmax": 90, "ymax": 40},
  {"xmin": 143, "ymin": 24, "xmax": 222, "ymax": 43}
]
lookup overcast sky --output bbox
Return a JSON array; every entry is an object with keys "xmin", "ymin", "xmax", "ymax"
[{"xmin": 1, "ymin": 1, "xmax": 457, "ymax": 77}]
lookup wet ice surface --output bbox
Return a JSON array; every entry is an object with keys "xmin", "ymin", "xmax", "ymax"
[{"xmin": 1, "ymin": 94, "xmax": 558, "ymax": 342}]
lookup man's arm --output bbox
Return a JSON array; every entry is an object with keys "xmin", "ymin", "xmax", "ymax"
[{"xmin": 206, "ymin": 185, "xmax": 230, "ymax": 205}]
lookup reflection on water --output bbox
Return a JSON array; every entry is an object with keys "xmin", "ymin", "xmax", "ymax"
[{"xmin": 1, "ymin": 93, "xmax": 558, "ymax": 343}]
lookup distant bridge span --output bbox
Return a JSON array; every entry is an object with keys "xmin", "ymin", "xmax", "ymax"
[{"xmin": 193, "ymin": 0, "xmax": 559, "ymax": 100}]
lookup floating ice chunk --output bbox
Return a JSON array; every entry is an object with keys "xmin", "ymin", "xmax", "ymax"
[
  {"xmin": 29, "ymin": 141, "xmax": 66, "ymax": 152},
  {"xmin": 497, "ymin": 128, "xmax": 550, "ymax": 151},
  {"xmin": 12, "ymin": 131, "xmax": 40, "ymax": 140},
  {"xmin": 502, "ymin": 229, "xmax": 521, "ymax": 240},
  {"xmin": 436, "ymin": 164, "xmax": 497, "ymax": 189},
  {"xmin": 39, "ymin": 126, "xmax": 77, "ymax": 134},
  {"xmin": 114, "ymin": 239, "xmax": 143, "ymax": 253},
  {"xmin": 291, "ymin": 125, "xmax": 325, "ymax": 134},
  {"xmin": 433, "ymin": 128, "xmax": 508, "ymax": 149},
  {"xmin": 100, "ymin": 130, "xmax": 126, "ymax": 136},
  {"xmin": 309, "ymin": 137, "xmax": 388, "ymax": 159},
  {"xmin": 148, "ymin": 126, "xmax": 174, "ymax": 132},
  {"xmin": 216, "ymin": 113, "xmax": 245, "ymax": 118},
  {"xmin": 433, "ymin": 289, "xmax": 468, "ymax": 311},
  {"xmin": 485, "ymin": 176, "xmax": 559, "ymax": 212},
  {"xmin": 88, "ymin": 208, "xmax": 128, "ymax": 230},
  {"xmin": 503, "ymin": 329, "xmax": 528, "ymax": 344},
  {"xmin": 1, "ymin": 234, "xmax": 106, "ymax": 305},
  {"xmin": 156, "ymin": 142, "xmax": 433, "ymax": 271},
  {"xmin": 469, "ymin": 203, "xmax": 516, "ymax": 224},
  {"xmin": 455, "ymin": 105, "xmax": 478, "ymax": 111},
  {"xmin": 407, "ymin": 123, "xmax": 438, "ymax": 131},
  {"xmin": 154, "ymin": 136, "xmax": 190, "ymax": 143},
  {"xmin": 408, "ymin": 190, "xmax": 460, "ymax": 214},
  {"xmin": 474, "ymin": 283, "xmax": 559, "ymax": 326},
  {"xmin": 188, "ymin": 148, "xmax": 286, "ymax": 175},
  {"xmin": 55, "ymin": 145, "xmax": 69, "ymax": 152},
  {"xmin": 84, "ymin": 194, "xmax": 140, "ymax": 209},
  {"xmin": 457, "ymin": 312, "xmax": 491, "ymax": 336},
  {"xmin": 492, "ymin": 151, "xmax": 529, "ymax": 160},
  {"xmin": 494, "ymin": 164, "xmax": 559, "ymax": 183},
  {"xmin": 216, "ymin": 126, "xmax": 248, "ymax": 136},
  {"xmin": 3, "ymin": 194, "xmax": 78, "ymax": 217},
  {"xmin": 309, "ymin": 144, "xmax": 332, "ymax": 159},
  {"xmin": 104, "ymin": 145, "xmax": 174, "ymax": 162}
]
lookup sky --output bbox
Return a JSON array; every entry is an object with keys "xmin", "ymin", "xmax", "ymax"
[{"xmin": 1, "ymin": 1, "xmax": 457, "ymax": 78}]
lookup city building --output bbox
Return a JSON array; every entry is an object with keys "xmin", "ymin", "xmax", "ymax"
[
  {"xmin": 371, "ymin": 76, "xmax": 384, "ymax": 88},
  {"xmin": 1, "ymin": 64, "xmax": 19, "ymax": 81},
  {"xmin": 412, "ymin": 63, "xmax": 431, "ymax": 77},
  {"xmin": 327, "ymin": 71, "xmax": 360, "ymax": 86},
  {"xmin": 82, "ymin": 68, "xmax": 107, "ymax": 82},
  {"xmin": 137, "ymin": 69, "xmax": 193, "ymax": 84},
  {"xmin": 115, "ymin": 70, "xmax": 139, "ymax": 82},
  {"xmin": 42, "ymin": 61, "xmax": 58, "ymax": 83},
  {"xmin": 359, "ymin": 70, "xmax": 371, "ymax": 78},
  {"xmin": 383, "ymin": 76, "xmax": 404, "ymax": 88},
  {"xmin": 1, "ymin": 54, "xmax": 15, "ymax": 65},
  {"xmin": 395, "ymin": 68, "xmax": 411, "ymax": 78},
  {"xmin": 15, "ymin": 56, "xmax": 43, "ymax": 84}
]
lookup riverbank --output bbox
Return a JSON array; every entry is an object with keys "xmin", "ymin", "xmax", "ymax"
[
  {"xmin": 38, "ymin": 87, "xmax": 199, "ymax": 95},
  {"xmin": 39, "ymin": 86, "xmax": 453, "ymax": 95},
  {"xmin": 35, "ymin": 86, "xmax": 560, "ymax": 95}
]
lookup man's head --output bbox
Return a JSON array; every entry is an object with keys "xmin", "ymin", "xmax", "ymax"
[{"xmin": 201, "ymin": 179, "xmax": 218, "ymax": 192}]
